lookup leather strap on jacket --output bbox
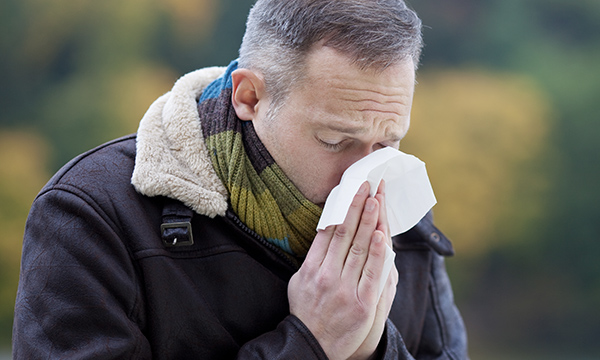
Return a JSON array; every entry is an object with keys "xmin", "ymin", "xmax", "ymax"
[{"xmin": 161, "ymin": 200, "xmax": 194, "ymax": 247}]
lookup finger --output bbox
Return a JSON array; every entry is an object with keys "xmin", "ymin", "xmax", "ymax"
[
  {"xmin": 357, "ymin": 230, "xmax": 388, "ymax": 304},
  {"xmin": 376, "ymin": 260, "xmax": 398, "ymax": 316},
  {"xmin": 375, "ymin": 180, "xmax": 392, "ymax": 247},
  {"xmin": 369, "ymin": 266, "xmax": 398, "ymax": 342},
  {"xmin": 322, "ymin": 181, "xmax": 370, "ymax": 272},
  {"xmin": 376, "ymin": 178, "xmax": 385, "ymax": 195},
  {"xmin": 380, "ymin": 254, "xmax": 398, "ymax": 300},
  {"xmin": 341, "ymin": 197, "xmax": 379, "ymax": 284},
  {"xmin": 303, "ymin": 226, "xmax": 335, "ymax": 268}
]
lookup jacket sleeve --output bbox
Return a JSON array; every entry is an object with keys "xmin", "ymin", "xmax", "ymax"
[{"xmin": 12, "ymin": 186, "xmax": 152, "ymax": 359}]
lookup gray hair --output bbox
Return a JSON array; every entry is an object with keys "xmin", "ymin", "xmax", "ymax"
[{"xmin": 238, "ymin": 0, "xmax": 423, "ymax": 111}]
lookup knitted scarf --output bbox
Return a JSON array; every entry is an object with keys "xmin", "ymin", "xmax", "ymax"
[{"xmin": 198, "ymin": 60, "xmax": 322, "ymax": 260}]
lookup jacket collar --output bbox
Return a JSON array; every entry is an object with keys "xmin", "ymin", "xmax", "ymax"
[{"xmin": 131, "ymin": 66, "xmax": 229, "ymax": 218}]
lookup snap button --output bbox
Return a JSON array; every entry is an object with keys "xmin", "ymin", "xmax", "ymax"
[{"xmin": 430, "ymin": 232, "xmax": 440, "ymax": 243}]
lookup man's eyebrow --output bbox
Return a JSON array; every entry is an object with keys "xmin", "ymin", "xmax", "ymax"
[
  {"xmin": 324, "ymin": 124, "xmax": 368, "ymax": 134},
  {"xmin": 324, "ymin": 123, "xmax": 405, "ymax": 142}
]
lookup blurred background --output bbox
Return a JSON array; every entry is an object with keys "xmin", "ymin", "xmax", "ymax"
[{"xmin": 1, "ymin": 0, "xmax": 598, "ymax": 358}]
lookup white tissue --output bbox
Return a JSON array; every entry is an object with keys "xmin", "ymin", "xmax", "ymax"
[
  {"xmin": 317, "ymin": 146, "xmax": 436, "ymax": 236},
  {"xmin": 316, "ymin": 147, "xmax": 437, "ymax": 297}
]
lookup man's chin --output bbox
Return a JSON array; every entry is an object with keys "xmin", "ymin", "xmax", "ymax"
[{"xmin": 297, "ymin": 187, "xmax": 328, "ymax": 208}]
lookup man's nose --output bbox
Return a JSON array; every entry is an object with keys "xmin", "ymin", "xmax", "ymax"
[
  {"xmin": 363, "ymin": 143, "xmax": 386, "ymax": 157},
  {"xmin": 343, "ymin": 143, "xmax": 382, "ymax": 170}
]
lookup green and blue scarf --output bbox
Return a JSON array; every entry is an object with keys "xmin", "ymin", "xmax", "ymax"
[{"xmin": 198, "ymin": 61, "xmax": 322, "ymax": 261}]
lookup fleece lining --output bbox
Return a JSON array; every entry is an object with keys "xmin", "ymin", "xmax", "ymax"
[{"xmin": 131, "ymin": 66, "xmax": 229, "ymax": 218}]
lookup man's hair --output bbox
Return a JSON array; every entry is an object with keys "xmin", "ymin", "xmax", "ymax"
[{"xmin": 238, "ymin": 0, "xmax": 423, "ymax": 111}]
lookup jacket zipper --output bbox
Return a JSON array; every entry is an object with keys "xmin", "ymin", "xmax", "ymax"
[{"xmin": 226, "ymin": 210, "xmax": 299, "ymax": 271}]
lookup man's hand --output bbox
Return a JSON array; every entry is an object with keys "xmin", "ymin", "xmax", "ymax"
[{"xmin": 288, "ymin": 181, "xmax": 398, "ymax": 360}]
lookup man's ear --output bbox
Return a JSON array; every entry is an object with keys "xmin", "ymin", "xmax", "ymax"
[{"xmin": 231, "ymin": 68, "xmax": 267, "ymax": 121}]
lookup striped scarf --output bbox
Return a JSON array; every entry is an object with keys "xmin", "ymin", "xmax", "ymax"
[{"xmin": 199, "ymin": 60, "xmax": 322, "ymax": 260}]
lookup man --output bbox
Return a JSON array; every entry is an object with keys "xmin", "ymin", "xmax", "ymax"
[{"xmin": 13, "ymin": 0, "xmax": 468, "ymax": 359}]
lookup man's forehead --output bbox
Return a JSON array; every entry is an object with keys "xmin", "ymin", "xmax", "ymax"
[{"xmin": 304, "ymin": 46, "xmax": 415, "ymax": 83}]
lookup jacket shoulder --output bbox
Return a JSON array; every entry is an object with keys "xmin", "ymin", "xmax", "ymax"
[{"xmin": 40, "ymin": 134, "xmax": 137, "ymax": 196}]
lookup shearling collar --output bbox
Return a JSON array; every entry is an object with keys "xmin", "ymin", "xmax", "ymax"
[{"xmin": 131, "ymin": 66, "xmax": 229, "ymax": 218}]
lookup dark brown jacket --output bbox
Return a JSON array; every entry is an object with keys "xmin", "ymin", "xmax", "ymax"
[{"xmin": 13, "ymin": 67, "xmax": 468, "ymax": 359}]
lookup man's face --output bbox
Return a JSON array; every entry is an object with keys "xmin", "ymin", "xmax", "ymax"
[{"xmin": 253, "ymin": 46, "xmax": 415, "ymax": 206}]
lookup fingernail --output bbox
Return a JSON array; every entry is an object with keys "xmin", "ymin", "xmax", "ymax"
[
  {"xmin": 365, "ymin": 198, "xmax": 375, "ymax": 212},
  {"xmin": 358, "ymin": 182, "xmax": 368, "ymax": 195},
  {"xmin": 373, "ymin": 231, "xmax": 383, "ymax": 243}
]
